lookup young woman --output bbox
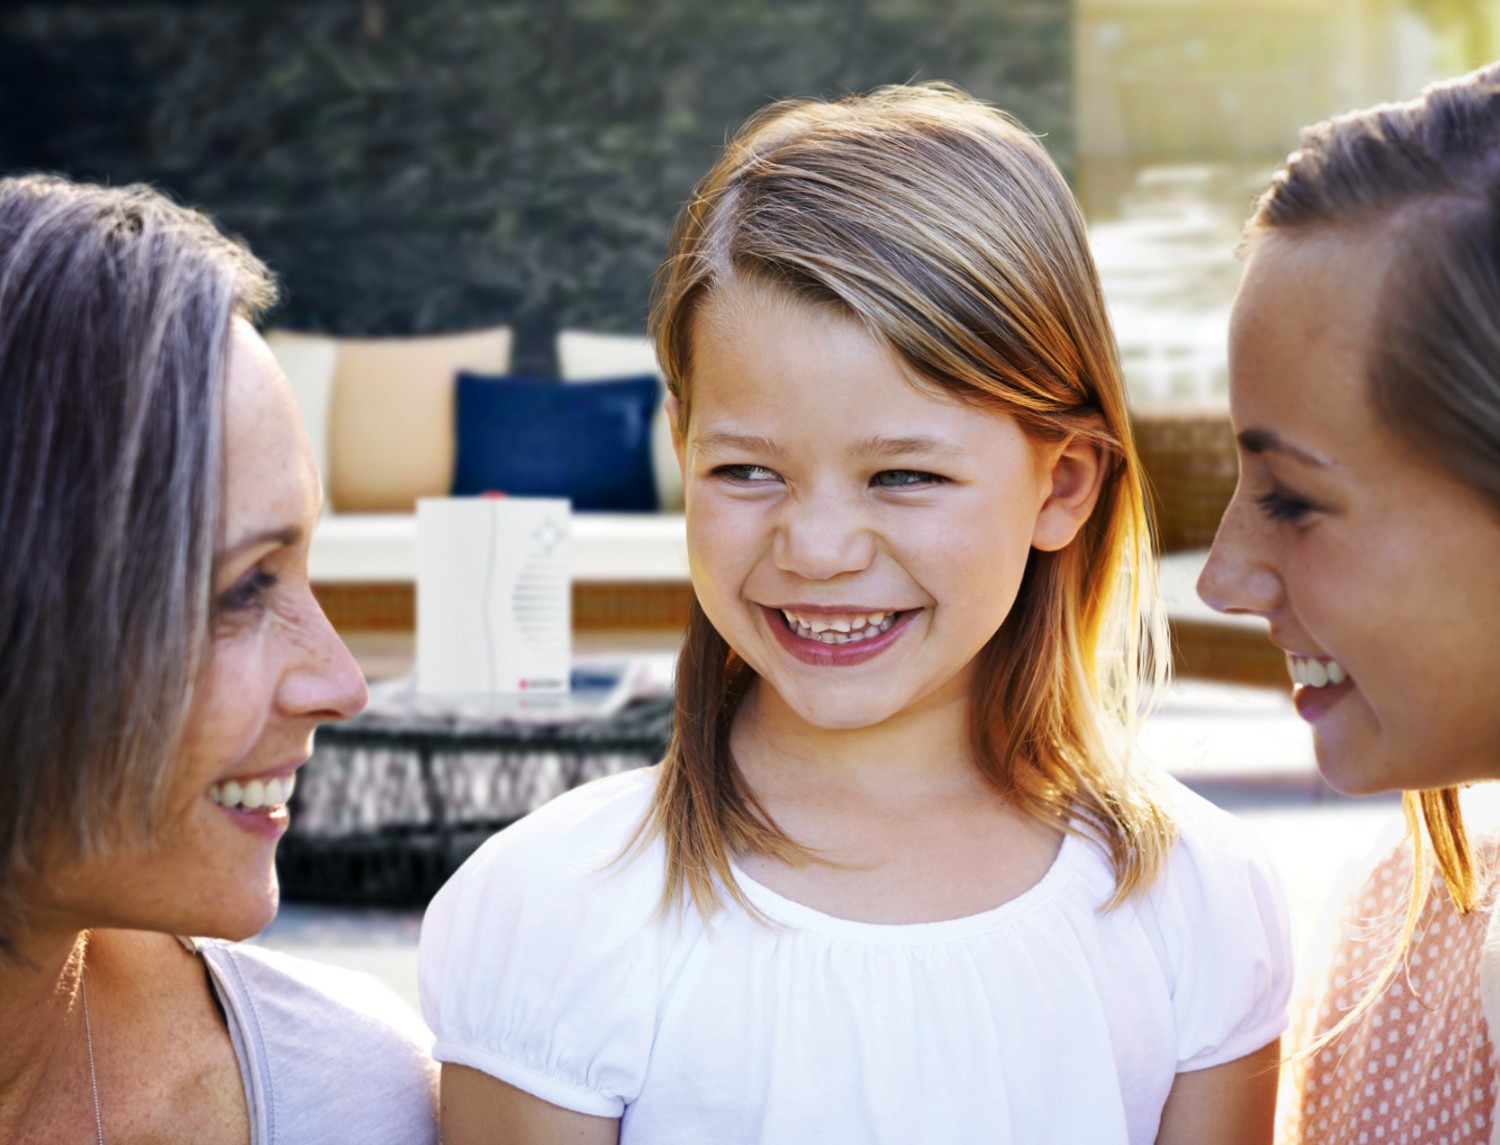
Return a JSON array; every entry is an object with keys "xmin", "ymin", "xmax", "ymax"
[
  {"xmin": 423, "ymin": 84, "xmax": 1292, "ymax": 1144},
  {"xmin": 0, "ymin": 176, "xmax": 437, "ymax": 1143},
  {"xmin": 1197, "ymin": 65, "xmax": 1500, "ymax": 1142}
]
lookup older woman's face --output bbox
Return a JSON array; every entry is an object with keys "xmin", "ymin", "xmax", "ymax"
[
  {"xmin": 1198, "ymin": 231, "xmax": 1500, "ymax": 796},
  {"xmin": 42, "ymin": 320, "xmax": 368, "ymax": 940}
]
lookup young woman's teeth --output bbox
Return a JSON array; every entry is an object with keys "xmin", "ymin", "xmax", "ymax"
[
  {"xmin": 780, "ymin": 609, "xmax": 899, "ymax": 644},
  {"xmin": 1286, "ymin": 655, "xmax": 1348, "ymax": 688},
  {"xmin": 209, "ymin": 773, "xmax": 296, "ymax": 812}
]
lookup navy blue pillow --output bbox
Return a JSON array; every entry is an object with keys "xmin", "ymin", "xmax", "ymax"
[{"xmin": 452, "ymin": 372, "xmax": 660, "ymax": 511}]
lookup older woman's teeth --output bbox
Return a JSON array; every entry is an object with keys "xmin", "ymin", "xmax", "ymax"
[
  {"xmin": 1287, "ymin": 655, "xmax": 1348, "ymax": 688},
  {"xmin": 209, "ymin": 773, "xmax": 295, "ymax": 811},
  {"xmin": 780, "ymin": 609, "xmax": 898, "ymax": 644}
]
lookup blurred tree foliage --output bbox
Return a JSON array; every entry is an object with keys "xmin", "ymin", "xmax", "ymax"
[
  {"xmin": 1402, "ymin": 0, "xmax": 1498, "ymax": 67},
  {"xmin": 0, "ymin": 1, "xmax": 1069, "ymax": 367}
]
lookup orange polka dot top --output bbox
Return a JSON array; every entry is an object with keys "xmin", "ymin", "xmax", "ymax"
[{"xmin": 1282, "ymin": 837, "xmax": 1500, "ymax": 1145}]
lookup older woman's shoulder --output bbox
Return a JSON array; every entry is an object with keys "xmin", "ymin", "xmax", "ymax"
[{"xmin": 194, "ymin": 938, "xmax": 438, "ymax": 1145}]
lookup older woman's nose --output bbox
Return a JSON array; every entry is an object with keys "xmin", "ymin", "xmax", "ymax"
[
  {"xmin": 1196, "ymin": 500, "xmax": 1284, "ymax": 618},
  {"xmin": 282, "ymin": 594, "xmax": 370, "ymax": 721}
]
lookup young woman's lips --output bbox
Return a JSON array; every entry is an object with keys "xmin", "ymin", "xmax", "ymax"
[
  {"xmin": 1292, "ymin": 677, "xmax": 1355, "ymax": 722},
  {"xmin": 761, "ymin": 605, "xmax": 918, "ymax": 667}
]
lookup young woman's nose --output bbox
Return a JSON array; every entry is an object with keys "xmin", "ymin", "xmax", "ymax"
[
  {"xmin": 278, "ymin": 590, "xmax": 370, "ymax": 722},
  {"xmin": 1196, "ymin": 497, "xmax": 1284, "ymax": 618},
  {"xmin": 771, "ymin": 490, "xmax": 877, "ymax": 581}
]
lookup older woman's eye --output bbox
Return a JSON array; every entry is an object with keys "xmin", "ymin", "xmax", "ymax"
[
  {"xmin": 218, "ymin": 569, "xmax": 278, "ymax": 613},
  {"xmin": 872, "ymin": 470, "xmax": 945, "ymax": 488}
]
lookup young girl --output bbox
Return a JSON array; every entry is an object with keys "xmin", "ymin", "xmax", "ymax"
[
  {"xmin": 1197, "ymin": 65, "xmax": 1500, "ymax": 1142},
  {"xmin": 421, "ymin": 84, "xmax": 1291, "ymax": 1144}
]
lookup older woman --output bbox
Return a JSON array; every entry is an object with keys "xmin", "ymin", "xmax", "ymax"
[
  {"xmin": 1198, "ymin": 66, "xmax": 1500, "ymax": 1141},
  {"xmin": 0, "ymin": 176, "xmax": 437, "ymax": 1142}
]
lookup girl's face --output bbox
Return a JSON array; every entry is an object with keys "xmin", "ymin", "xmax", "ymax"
[
  {"xmin": 37, "ymin": 321, "xmax": 368, "ymax": 941},
  {"xmin": 674, "ymin": 280, "xmax": 1100, "ymax": 734},
  {"xmin": 1198, "ymin": 231, "xmax": 1500, "ymax": 795}
]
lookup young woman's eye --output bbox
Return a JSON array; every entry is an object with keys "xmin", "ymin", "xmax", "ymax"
[
  {"xmin": 713, "ymin": 464, "xmax": 780, "ymax": 484},
  {"xmin": 217, "ymin": 569, "xmax": 278, "ymax": 614},
  {"xmin": 871, "ymin": 469, "xmax": 945, "ymax": 488},
  {"xmin": 1255, "ymin": 490, "xmax": 1315, "ymax": 523}
]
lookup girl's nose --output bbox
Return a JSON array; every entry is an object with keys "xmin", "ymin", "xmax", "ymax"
[
  {"xmin": 1196, "ymin": 498, "xmax": 1284, "ymax": 618},
  {"xmin": 772, "ymin": 491, "xmax": 877, "ymax": 581}
]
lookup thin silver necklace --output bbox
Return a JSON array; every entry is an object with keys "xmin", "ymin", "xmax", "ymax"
[{"xmin": 80, "ymin": 967, "xmax": 105, "ymax": 1145}]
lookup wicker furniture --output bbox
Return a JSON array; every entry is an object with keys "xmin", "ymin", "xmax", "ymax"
[{"xmin": 277, "ymin": 681, "xmax": 674, "ymax": 905}]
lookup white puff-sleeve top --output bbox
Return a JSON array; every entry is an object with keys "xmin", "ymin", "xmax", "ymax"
[{"xmin": 419, "ymin": 767, "xmax": 1291, "ymax": 1144}]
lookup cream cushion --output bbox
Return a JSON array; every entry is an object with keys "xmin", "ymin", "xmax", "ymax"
[
  {"xmin": 328, "ymin": 326, "xmax": 513, "ymax": 512},
  {"xmin": 556, "ymin": 330, "xmax": 683, "ymax": 511},
  {"xmin": 264, "ymin": 330, "xmax": 339, "ymax": 511}
]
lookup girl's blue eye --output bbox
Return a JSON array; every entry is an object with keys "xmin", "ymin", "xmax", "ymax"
[
  {"xmin": 872, "ymin": 470, "xmax": 945, "ymax": 488},
  {"xmin": 218, "ymin": 569, "xmax": 278, "ymax": 613},
  {"xmin": 1255, "ymin": 491, "xmax": 1314, "ymax": 523},
  {"xmin": 714, "ymin": 464, "xmax": 780, "ymax": 483}
]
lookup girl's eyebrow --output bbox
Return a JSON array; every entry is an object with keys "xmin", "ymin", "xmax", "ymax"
[
  {"xmin": 1237, "ymin": 427, "xmax": 1333, "ymax": 468},
  {"xmin": 851, "ymin": 435, "xmax": 963, "ymax": 461},
  {"xmin": 693, "ymin": 430, "xmax": 785, "ymax": 457},
  {"xmin": 694, "ymin": 431, "xmax": 963, "ymax": 462}
]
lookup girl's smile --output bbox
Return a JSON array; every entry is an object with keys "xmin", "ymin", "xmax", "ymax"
[{"xmin": 763, "ymin": 604, "xmax": 919, "ymax": 666}]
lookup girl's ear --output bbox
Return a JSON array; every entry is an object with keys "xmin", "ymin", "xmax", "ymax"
[
  {"xmin": 1031, "ymin": 424, "xmax": 1108, "ymax": 553},
  {"xmin": 665, "ymin": 393, "xmax": 687, "ymax": 478}
]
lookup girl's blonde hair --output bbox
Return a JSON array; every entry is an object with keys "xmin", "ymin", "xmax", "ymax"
[
  {"xmin": 1244, "ymin": 64, "xmax": 1500, "ymax": 1044},
  {"xmin": 640, "ymin": 83, "xmax": 1174, "ymax": 918}
]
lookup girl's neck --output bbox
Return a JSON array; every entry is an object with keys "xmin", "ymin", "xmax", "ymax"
[{"xmin": 733, "ymin": 676, "xmax": 982, "ymax": 801}]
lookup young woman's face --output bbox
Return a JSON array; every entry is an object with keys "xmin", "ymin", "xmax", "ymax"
[
  {"xmin": 40, "ymin": 320, "xmax": 368, "ymax": 940},
  {"xmin": 1198, "ymin": 231, "xmax": 1500, "ymax": 795},
  {"xmin": 675, "ymin": 280, "xmax": 1097, "ymax": 734}
]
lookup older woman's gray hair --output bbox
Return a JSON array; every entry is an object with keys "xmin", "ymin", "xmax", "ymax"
[{"xmin": 0, "ymin": 175, "xmax": 277, "ymax": 948}]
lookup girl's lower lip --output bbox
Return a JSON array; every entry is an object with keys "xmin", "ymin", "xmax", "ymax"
[
  {"xmin": 1292, "ymin": 677, "xmax": 1355, "ymax": 721},
  {"xmin": 762, "ymin": 606, "xmax": 917, "ymax": 666},
  {"xmin": 214, "ymin": 801, "xmax": 291, "ymax": 840}
]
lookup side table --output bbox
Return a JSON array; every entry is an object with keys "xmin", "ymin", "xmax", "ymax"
[{"xmin": 276, "ymin": 678, "xmax": 673, "ymax": 907}]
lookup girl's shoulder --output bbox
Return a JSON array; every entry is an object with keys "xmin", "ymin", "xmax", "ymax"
[
  {"xmin": 454, "ymin": 764, "xmax": 662, "ymax": 878},
  {"xmin": 1113, "ymin": 777, "xmax": 1294, "ymax": 1069},
  {"xmin": 422, "ymin": 764, "xmax": 667, "ymax": 949},
  {"xmin": 1144, "ymin": 776, "xmax": 1285, "ymax": 908},
  {"xmin": 417, "ymin": 766, "xmax": 675, "ymax": 1118}
]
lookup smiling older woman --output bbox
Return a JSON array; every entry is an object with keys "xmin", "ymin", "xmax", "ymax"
[{"xmin": 0, "ymin": 176, "xmax": 437, "ymax": 1143}]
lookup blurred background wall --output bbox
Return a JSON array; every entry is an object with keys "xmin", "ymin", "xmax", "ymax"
[
  {"xmin": 0, "ymin": 0, "xmax": 1493, "ymax": 393},
  {"xmin": 0, "ymin": 0, "xmax": 1070, "ymax": 372}
]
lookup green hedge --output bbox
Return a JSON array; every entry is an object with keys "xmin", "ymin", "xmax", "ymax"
[{"xmin": 0, "ymin": 1, "xmax": 1070, "ymax": 369}]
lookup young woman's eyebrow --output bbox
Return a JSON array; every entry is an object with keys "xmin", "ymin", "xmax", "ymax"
[{"xmin": 1237, "ymin": 427, "xmax": 1333, "ymax": 468}]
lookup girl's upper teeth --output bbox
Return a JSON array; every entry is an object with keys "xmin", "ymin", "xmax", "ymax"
[
  {"xmin": 210, "ymin": 772, "xmax": 296, "ymax": 810},
  {"xmin": 780, "ymin": 609, "xmax": 900, "ymax": 645},
  {"xmin": 1286, "ymin": 655, "xmax": 1348, "ymax": 688},
  {"xmin": 781, "ymin": 609, "xmax": 888, "ymax": 633}
]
